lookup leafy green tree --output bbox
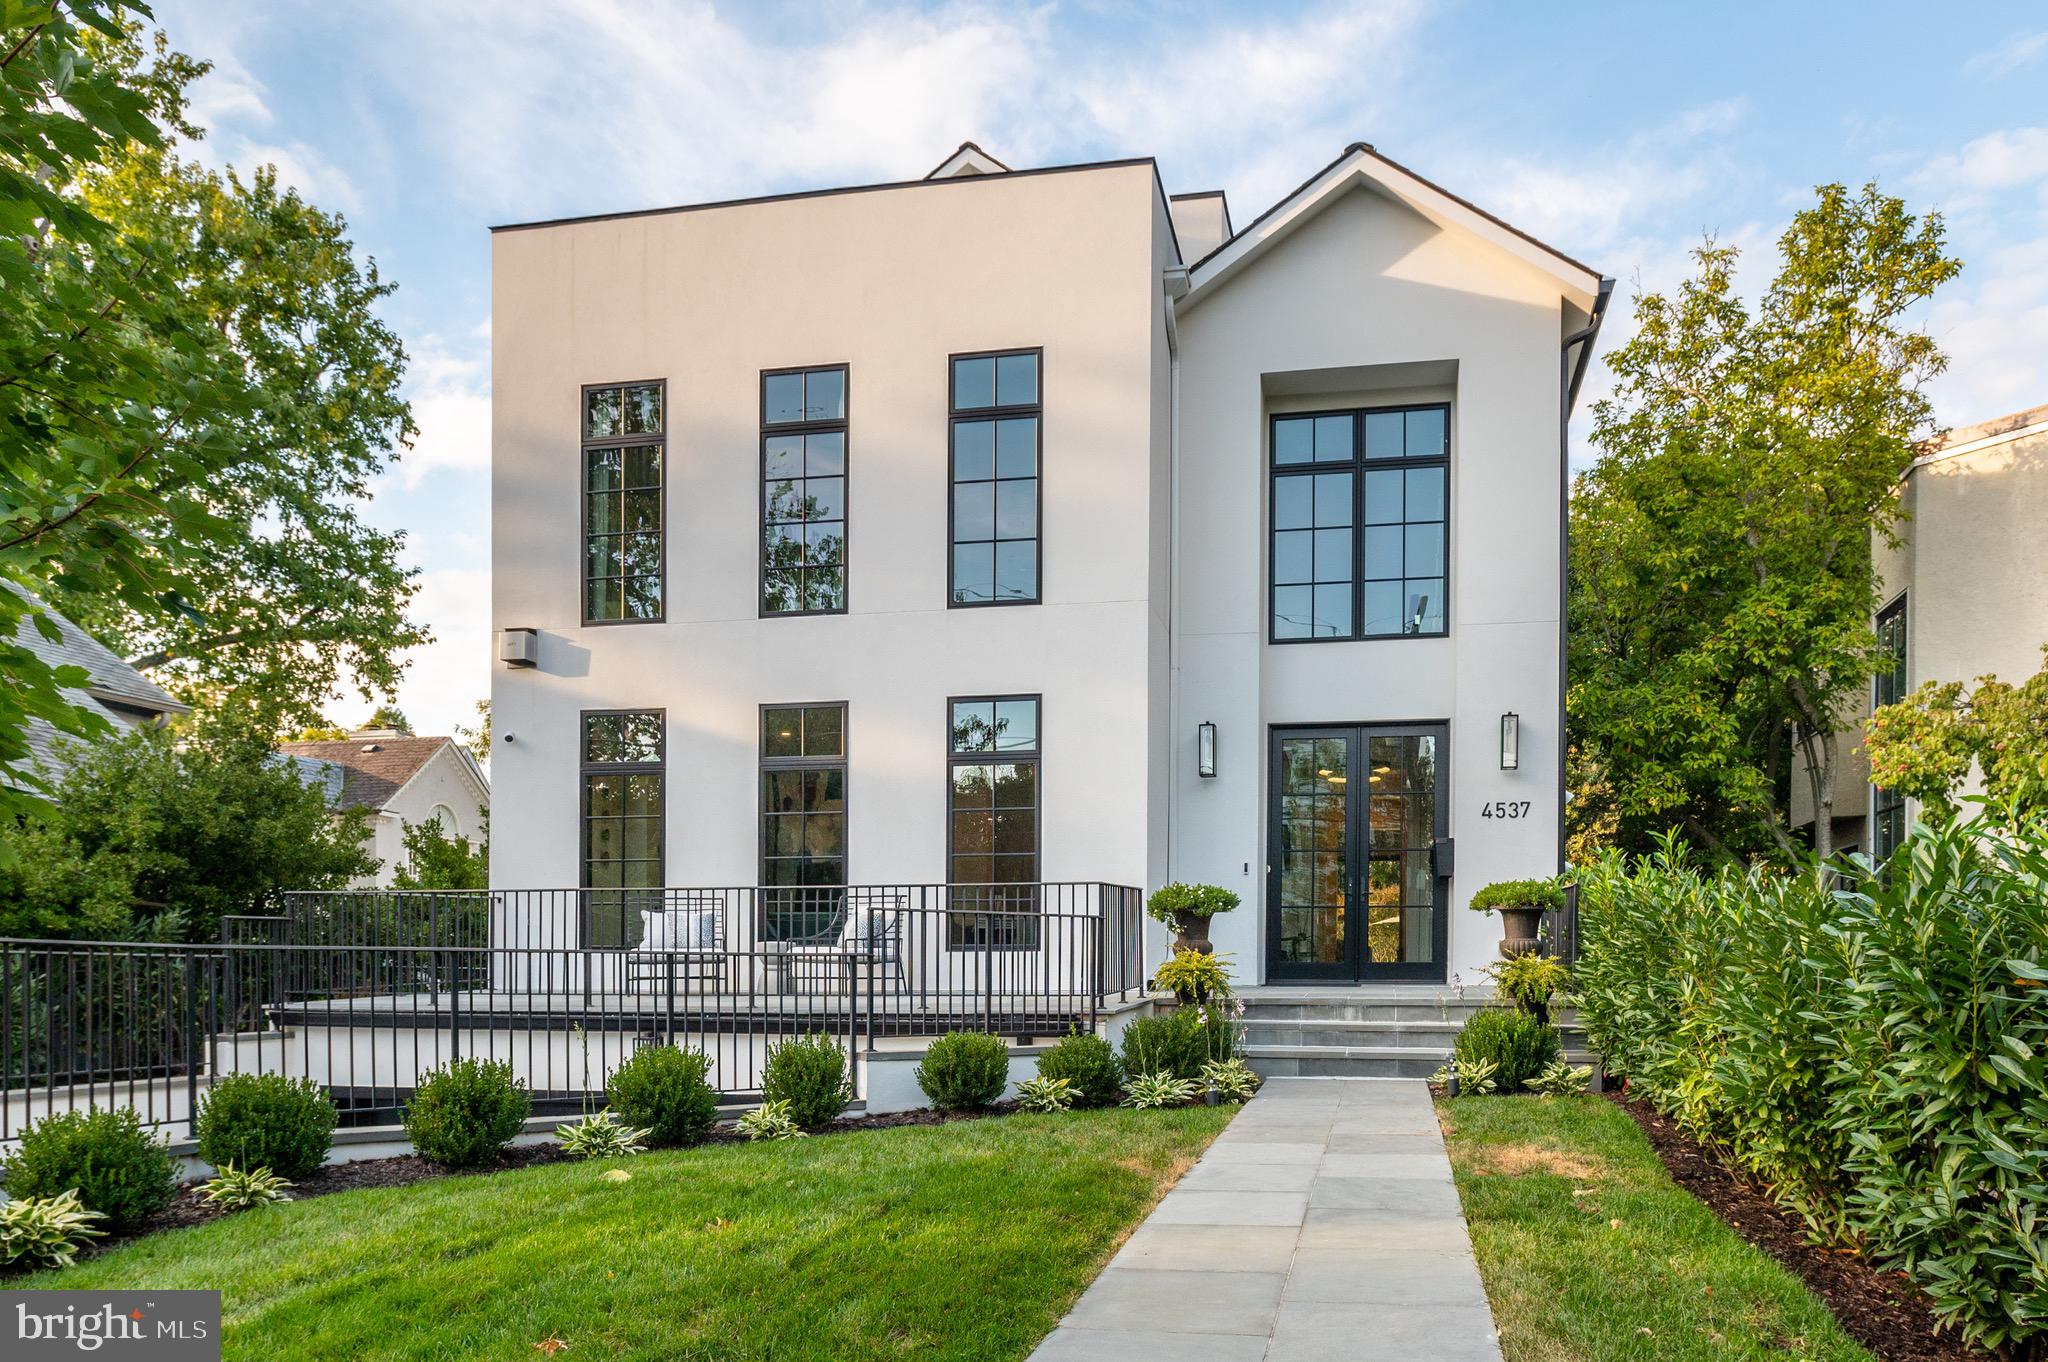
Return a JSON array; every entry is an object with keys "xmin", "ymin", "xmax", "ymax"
[
  {"xmin": 391, "ymin": 814, "xmax": 488, "ymax": 891},
  {"xmin": 1864, "ymin": 644, "xmax": 2048, "ymax": 820},
  {"xmin": 1569, "ymin": 184, "xmax": 1960, "ymax": 860},
  {"xmin": 455, "ymin": 698, "xmax": 490, "ymax": 766},
  {"xmin": 0, "ymin": 710, "xmax": 375, "ymax": 941},
  {"xmin": 364, "ymin": 704, "xmax": 412, "ymax": 734},
  {"xmin": 1, "ymin": 7, "xmax": 423, "ymax": 817}
]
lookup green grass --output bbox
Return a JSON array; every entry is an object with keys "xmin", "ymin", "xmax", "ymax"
[
  {"xmin": 1441, "ymin": 1095, "xmax": 1874, "ymax": 1362},
  {"xmin": 31, "ymin": 1107, "xmax": 1231, "ymax": 1361}
]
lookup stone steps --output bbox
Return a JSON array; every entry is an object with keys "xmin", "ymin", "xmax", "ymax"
[{"xmin": 1239, "ymin": 992, "xmax": 1591, "ymax": 1080}]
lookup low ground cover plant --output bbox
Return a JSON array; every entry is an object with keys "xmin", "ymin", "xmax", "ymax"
[
  {"xmin": 0, "ymin": 1190, "xmax": 104, "ymax": 1269},
  {"xmin": 555, "ymin": 1113, "xmax": 649, "ymax": 1160},
  {"xmin": 1016, "ymin": 1076, "xmax": 1076, "ymax": 1113},
  {"xmin": 736, "ymin": 1098, "xmax": 805, "ymax": 1141},
  {"xmin": 195, "ymin": 1074, "xmax": 338, "ymax": 1180},
  {"xmin": 1574, "ymin": 814, "xmax": 2048, "ymax": 1357},
  {"xmin": 761, "ymin": 1035, "xmax": 851, "ymax": 1129},
  {"xmin": 403, "ymin": 1059, "xmax": 531, "ymax": 1168},
  {"xmin": 1200, "ymin": 1057, "xmax": 1260, "ymax": 1103},
  {"xmin": 2, "ymin": 1108, "xmax": 178, "ymax": 1230},
  {"xmin": 1035, "ymin": 1030, "xmax": 1122, "ymax": 1107},
  {"xmin": 1452, "ymin": 1007, "xmax": 1559, "ymax": 1093},
  {"xmin": 605, "ymin": 1045, "xmax": 718, "ymax": 1147},
  {"xmin": 914, "ymin": 1031, "xmax": 1010, "ymax": 1110},
  {"xmin": 1123, "ymin": 1072, "xmax": 1198, "ymax": 1109},
  {"xmin": 201, "ymin": 1166, "xmax": 294, "ymax": 1211}
]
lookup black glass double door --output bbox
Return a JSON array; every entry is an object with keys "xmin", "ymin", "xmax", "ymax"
[{"xmin": 1268, "ymin": 724, "xmax": 1447, "ymax": 982}]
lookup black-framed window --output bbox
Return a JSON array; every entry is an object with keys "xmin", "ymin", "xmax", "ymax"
[
  {"xmin": 947, "ymin": 695, "xmax": 1040, "ymax": 947},
  {"xmin": 760, "ymin": 703, "xmax": 846, "ymax": 941},
  {"xmin": 582, "ymin": 382, "xmax": 665, "ymax": 623},
  {"xmin": 761, "ymin": 366, "xmax": 848, "ymax": 615},
  {"xmin": 1270, "ymin": 403, "xmax": 1448, "ymax": 641},
  {"xmin": 1871, "ymin": 594, "xmax": 1908, "ymax": 860},
  {"xmin": 949, "ymin": 350, "xmax": 1041, "ymax": 606},
  {"xmin": 581, "ymin": 710, "xmax": 663, "ymax": 946}
]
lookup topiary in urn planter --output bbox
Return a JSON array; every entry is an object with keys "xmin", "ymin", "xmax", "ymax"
[
  {"xmin": 1145, "ymin": 882, "xmax": 1240, "ymax": 954},
  {"xmin": 1468, "ymin": 877, "xmax": 1567, "ymax": 958}
]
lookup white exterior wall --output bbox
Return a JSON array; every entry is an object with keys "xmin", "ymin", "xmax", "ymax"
[
  {"xmin": 491, "ymin": 165, "xmax": 1169, "ymax": 894},
  {"xmin": 356, "ymin": 744, "xmax": 490, "ymax": 886},
  {"xmin": 1172, "ymin": 184, "xmax": 1568, "ymax": 986}
]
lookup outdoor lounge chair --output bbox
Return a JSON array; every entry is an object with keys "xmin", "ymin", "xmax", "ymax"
[
  {"xmin": 785, "ymin": 892, "xmax": 906, "ymax": 994},
  {"xmin": 625, "ymin": 894, "xmax": 729, "ymax": 993}
]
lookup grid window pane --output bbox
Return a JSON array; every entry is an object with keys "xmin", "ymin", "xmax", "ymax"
[
  {"xmin": 996, "ymin": 353, "xmax": 1039, "ymax": 406},
  {"xmin": 953, "ymin": 421, "xmax": 995, "ymax": 480},
  {"xmin": 761, "ymin": 366, "xmax": 849, "ymax": 614},
  {"xmin": 1274, "ymin": 417, "xmax": 1313, "ymax": 465},
  {"xmin": 585, "ymin": 387, "xmax": 623, "ymax": 439},
  {"xmin": 760, "ymin": 702, "xmax": 848, "ymax": 937},
  {"xmin": 583, "ymin": 384, "xmax": 663, "ymax": 623},
  {"xmin": 948, "ymin": 694, "xmax": 1040, "ymax": 947},
  {"xmin": 582, "ymin": 710, "xmax": 663, "ymax": 945},
  {"xmin": 952, "ymin": 356, "xmax": 996, "ymax": 410},
  {"xmin": 994, "ymin": 541, "xmax": 1037, "ymax": 601},
  {"xmin": 625, "ymin": 384, "xmax": 663, "ymax": 435},
  {"xmin": 951, "ymin": 353, "xmax": 1041, "ymax": 606},
  {"xmin": 764, "ymin": 372, "xmax": 805, "ymax": 424}
]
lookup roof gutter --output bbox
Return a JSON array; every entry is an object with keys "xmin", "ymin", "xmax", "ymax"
[{"xmin": 1556, "ymin": 276, "xmax": 1615, "ymax": 875}]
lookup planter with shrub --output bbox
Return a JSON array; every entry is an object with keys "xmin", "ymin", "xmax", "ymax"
[
  {"xmin": 606, "ymin": 1044, "xmax": 718, "ymax": 1147},
  {"xmin": 914, "ymin": 1031, "xmax": 1010, "ymax": 1111},
  {"xmin": 1034, "ymin": 1030, "xmax": 1123, "ymax": 1108},
  {"xmin": 761, "ymin": 1034, "xmax": 852, "ymax": 1129},
  {"xmin": 194, "ymin": 1073, "xmax": 338, "ymax": 1180},
  {"xmin": 1468, "ymin": 877, "xmax": 1566, "ymax": 958},
  {"xmin": 1486, "ymin": 953, "xmax": 1570, "ymax": 1026},
  {"xmin": 1, "ymin": 1107, "xmax": 178, "ymax": 1231},
  {"xmin": 403, "ymin": 1058, "xmax": 531, "ymax": 1168},
  {"xmin": 1145, "ymin": 882, "xmax": 1239, "ymax": 953}
]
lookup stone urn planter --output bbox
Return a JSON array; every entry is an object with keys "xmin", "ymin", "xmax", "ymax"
[
  {"xmin": 1172, "ymin": 909, "xmax": 1214, "ymax": 953},
  {"xmin": 1146, "ymin": 882, "xmax": 1240, "ymax": 958},
  {"xmin": 1468, "ymin": 878, "xmax": 1566, "ymax": 960}
]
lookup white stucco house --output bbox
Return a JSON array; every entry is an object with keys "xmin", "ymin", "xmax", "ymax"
[
  {"xmin": 489, "ymin": 140, "xmax": 1610, "ymax": 992},
  {"xmin": 277, "ymin": 730, "xmax": 490, "ymax": 887}
]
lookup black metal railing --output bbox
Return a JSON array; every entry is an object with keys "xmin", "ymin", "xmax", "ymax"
[{"xmin": 5, "ymin": 882, "xmax": 1144, "ymax": 1142}]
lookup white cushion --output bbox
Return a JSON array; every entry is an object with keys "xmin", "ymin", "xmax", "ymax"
[
  {"xmin": 637, "ymin": 908, "xmax": 672, "ymax": 951},
  {"xmin": 681, "ymin": 905, "xmax": 717, "ymax": 950}
]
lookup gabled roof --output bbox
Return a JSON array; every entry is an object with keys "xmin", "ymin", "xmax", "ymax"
[
  {"xmin": 924, "ymin": 140, "xmax": 1012, "ymax": 179},
  {"xmin": 1182, "ymin": 142, "xmax": 1605, "ymax": 313},
  {"xmin": 8, "ymin": 586, "xmax": 188, "ymax": 779},
  {"xmin": 276, "ymin": 735, "xmax": 486, "ymax": 814}
]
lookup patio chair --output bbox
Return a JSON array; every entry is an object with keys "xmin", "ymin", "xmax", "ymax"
[
  {"xmin": 785, "ymin": 892, "xmax": 906, "ymax": 994},
  {"xmin": 625, "ymin": 894, "xmax": 729, "ymax": 994}
]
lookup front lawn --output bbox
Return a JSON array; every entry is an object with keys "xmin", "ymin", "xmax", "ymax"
[
  {"xmin": 31, "ymin": 1107, "xmax": 1231, "ymax": 1361},
  {"xmin": 1441, "ymin": 1095, "xmax": 1873, "ymax": 1362}
]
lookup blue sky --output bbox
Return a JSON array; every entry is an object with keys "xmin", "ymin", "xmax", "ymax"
[{"xmin": 146, "ymin": 1, "xmax": 2048, "ymax": 737}]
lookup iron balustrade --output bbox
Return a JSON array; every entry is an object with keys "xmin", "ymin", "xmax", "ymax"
[{"xmin": 4, "ymin": 883, "xmax": 1144, "ymax": 1143}]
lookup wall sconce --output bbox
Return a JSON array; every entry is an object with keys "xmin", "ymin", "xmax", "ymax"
[
  {"xmin": 1197, "ymin": 721, "xmax": 1218, "ymax": 779},
  {"xmin": 1500, "ymin": 712, "xmax": 1520, "ymax": 771}
]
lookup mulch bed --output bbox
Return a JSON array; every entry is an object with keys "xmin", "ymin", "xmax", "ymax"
[
  {"xmin": 26, "ymin": 1101, "xmax": 1030, "ymax": 1270},
  {"xmin": 1608, "ymin": 1090, "xmax": 1988, "ymax": 1362}
]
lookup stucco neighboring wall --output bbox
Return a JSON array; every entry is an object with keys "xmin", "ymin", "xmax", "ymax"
[
  {"xmin": 1172, "ymin": 182, "xmax": 1570, "ymax": 986},
  {"xmin": 490, "ymin": 165, "xmax": 1169, "ymax": 892},
  {"xmin": 358, "ymin": 745, "xmax": 489, "ymax": 886}
]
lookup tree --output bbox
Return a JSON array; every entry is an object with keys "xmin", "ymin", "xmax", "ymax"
[
  {"xmin": 1569, "ymin": 184, "xmax": 1960, "ymax": 861},
  {"xmin": 0, "ymin": 7, "xmax": 424, "ymax": 816},
  {"xmin": 1864, "ymin": 644, "xmax": 2048, "ymax": 821},
  {"xmin": 0, "ymin": 709, "xmax": 375, "ymax": 941},
  {"xmin": 390, "ymin": 814, "xmax": 488, "ymax": 891},
  {"xmin": 364, "ymin": 704, "xmax": 411, "ymax": 734},
  {"xmin": 454, "ymin": 698, "xmax": 490, "ymax": 766}
]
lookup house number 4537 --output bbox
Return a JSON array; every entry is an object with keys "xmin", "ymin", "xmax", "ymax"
[{"xmin": 1479, "ymin": 800, "xmax": 1532, "ymax": 820}]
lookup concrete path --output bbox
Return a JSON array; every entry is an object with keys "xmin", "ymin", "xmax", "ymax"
[{"xmin": 1029, "ymin": 1078, "xmax": 1501, "ymax": 1362}]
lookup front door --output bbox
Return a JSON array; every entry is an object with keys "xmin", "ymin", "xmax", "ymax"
[{"xmin": 1267, "ymin": 724, "xmax": 1447, "ymax": 982}]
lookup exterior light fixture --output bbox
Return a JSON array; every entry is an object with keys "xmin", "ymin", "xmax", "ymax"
[
  {"xmin": 1197, "ymin": 721, "xmax": 1217, "ymax": 779},
  {"xmin": 1500, "ymin": 712, "xmax": 1520, "ymax": 771}
]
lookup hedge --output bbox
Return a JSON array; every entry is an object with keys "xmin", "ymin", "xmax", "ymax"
[{"xmin": 1573, "ymin": 815, "xmax": 2048, "ymax": 1358}]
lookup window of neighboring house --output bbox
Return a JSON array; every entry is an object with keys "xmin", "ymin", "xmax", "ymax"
[
  {"xmin": 760, "ymin": 703, "xmax": 847, "ymax": 941},
  {"xmin": 582, "ymin": 381, "xmax": 665, "ymax": 623},
  {"xmin": 949, "ymin": 350, "xmax": 1041, "ymax": 606},
  {"xmin": 429, "ymin": 803, "xmax": 459, "ymax": 837},
  {"xmin": 1269, "ymin": 403, "xmax": 1448, "ymax": 641},
  {"xmin": 1870, "ymin": 594, "xmax": 1908, "ymax": 860},
  {"xmin": 761, "ymin": 365, "xmax": 848, "ymax": 615},
  {"xmin": 581, "ymin": 710, "xmax": 663, "ymax": 946},
  {"xmin": 946, "ymin": 695, "xmax": 1040, "ymax": 948}
]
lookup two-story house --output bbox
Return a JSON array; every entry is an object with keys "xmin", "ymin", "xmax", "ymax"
[{"xmin": 489, "ymin": 140, "xmax": 1610, "ymax": 994}]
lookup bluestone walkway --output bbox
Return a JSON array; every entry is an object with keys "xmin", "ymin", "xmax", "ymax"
[{"xmin": 1029, "ymin": 1078, "xmax": 1502, "ymax": 1362}]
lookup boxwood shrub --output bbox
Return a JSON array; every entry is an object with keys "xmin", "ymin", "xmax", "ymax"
[
  {"xmin": 1036, "ymin": 1030, "xmax": 1122, "ymax": 1107},
  {"xmin": 914, "ymin": 1031, "xmax": 1009, "ymax": 1110},
  {"xmin": 1118, "ymin": 1006, "xmax": 1233, "ymax": 1082},
  {"xmin": 606, "ymin": 1045, "xmax": 718, "ymax": 1147},
  {"xmin": 403, "ymin": 1059, "xmax": 530, "ymax": 1168},
  {"xmin": 1451, "ymin": 1006, "xmax": 1559, "ymax": 1092},
  {"xmin": 761, "ymin": 1034, "xmax": 851, "ymax": 1129},
  {"xmin": 195, "ymin": 1074, "xmax": 338, "ymax": 1179},
  {"xmin": 2, "ymin": 1107, "xmax": 178, "ymax": 1230}
]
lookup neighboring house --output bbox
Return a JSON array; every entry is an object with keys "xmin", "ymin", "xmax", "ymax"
[
  {"xmin": 1794, "ymin": 400, "xmax": 2048, "ymax": 857},
  {"xmin": 490, "ymin": 140, "xmax": 1610, "ymax": 988},
  {"xmin": 7, "ymin": 587, "xmax": 187, "ymax": 785},
  {"xmin": 277, "ymin": 730, "xmax": 490, "ymax": 886}
]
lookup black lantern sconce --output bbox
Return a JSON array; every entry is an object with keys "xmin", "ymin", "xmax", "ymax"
[
  {"xmin": 1197, "ymin": 721, "xmax": 1217, "ymax": 779},
  {"xmin": 1500, "ymin": 712, "xmax": 1520, "ymax": 771}
]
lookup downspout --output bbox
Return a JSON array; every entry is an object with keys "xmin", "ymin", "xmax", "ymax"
[
  {"xmin": 1557, "ymin": 277, "xmax": 1614, "ymax": 875},
  {"xmin": 1162, "ymin": 266, "xmax": 1187, "ymax": 887}
]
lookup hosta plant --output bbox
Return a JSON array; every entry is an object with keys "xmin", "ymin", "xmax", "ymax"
[
  {"xmin": 1200, "ymin": 1058, "xmax": 1261, "ymax": 1102},
  {"xmin": 1431, "ymin": 1056, "xmax": 1498, "ymax": 1095},
  {"xmin": 1524, "ymin": 1059, "xmax": 1593, "ymax": 1098},
  {"xmin": 0, "ymin": 1189, "xmax": 104, "ymax": 1269},
  {"xmin": 1016, "ymin": 1076, "xmax": 1077, "ymax": 1113},
  {"xmin": 737, "ymin": 1099, "xmax": 806, "ymax": 1142},
  {"xmin": 555, "ymin": 1112, "xmax": 650, "ymax": 1160},
  {"xmin": 201, "ymin": 1165, "xmax": 294, "ymax": 1211},
  {"xmin": 1123, "ymin": 1072, "xmax": 1198, "ymax": 1110}
]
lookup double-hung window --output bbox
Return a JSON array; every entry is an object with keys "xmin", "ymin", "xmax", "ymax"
[
  {"xmin": 949, "ymin": 350, "xmax": 1041, "ymax": 605},
  {"xmin": 582, "ymin": 382, "xmax": 665, "ymax": 623},
  {"xmin": 1870, "ymin": 595, "xmax": 1908, "ymax": 860},
  {"xmin": 1270, "ymin": 403, "xmax": 1448, "ymax": 641},
  {"xmin": 946, "ymin": 695, "xmax": 1040, "ymax": 946},
  {"xmin": 760, "ymin": 703, "xmax": 847, "ymax": 940},
  {"xmin": 581, "ymin": 710, "xmax": 664, "ymax": 946},
  {"xmin": 761, "ymin": 365, "xmax": 848, "ymax": 615}
]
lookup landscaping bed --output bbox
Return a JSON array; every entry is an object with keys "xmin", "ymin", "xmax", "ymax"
[
  {"xmin": 1611, "ymin": 1093, "xmax": 1987, "ymax": 1362},
  {"xmin": 25, "ymin": 1106, "xmax": 1231, "ymax": 1361},
  {"xmin": 1442, "ymin": 1092, "xmax": 1875, "ymax": 1362}
]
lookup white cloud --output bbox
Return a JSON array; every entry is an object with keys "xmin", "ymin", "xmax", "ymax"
[
  {"xmin": 335, "ymin": 566, "xmax": 490, "ymax": 738},
  {"xmin": 1965, "ymin": 29, "xmax": 2048, "ymax": 79},
  {"xmin": 185, "ymin": 48, "xmax": 272, "ymax": 127},
  {"xmin": 395, "ymin": 333, "xmax": 492, "ymax": 490},
  {"xmin": 1912, "ymin": 126, "xmax": 2048, "ymax": 196}
]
